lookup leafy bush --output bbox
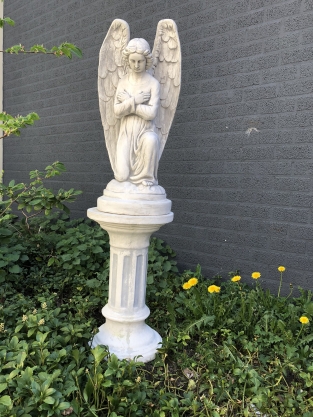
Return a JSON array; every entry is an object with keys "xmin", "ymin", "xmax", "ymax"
[
  {"xmin": 0, "ymin": 161, "xmax": 82, "ymax": 236},
  {"xmin": 0, "ymin": 221, "xmax": 178, "ymax": 417},
  {"xmin": 1, "ymin": 168, "xmax": 313, "ymax": 416},
  {"xmin": 1, "ymin": 229, "xmax": 313, "ymax": 417}
]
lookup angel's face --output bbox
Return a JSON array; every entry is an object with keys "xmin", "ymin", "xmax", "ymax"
[{"xmin": 128, "ymin": 52, "xmax": 146, "ymax": 73}]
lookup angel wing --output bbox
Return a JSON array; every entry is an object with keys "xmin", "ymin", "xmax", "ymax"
[
  {"xmin": 98, "ymin": 19, "xmax": 130, "ymax": 172},
  {"xmin": 150, "ymin": 19, "xmax": 181, "ymax": 158}
]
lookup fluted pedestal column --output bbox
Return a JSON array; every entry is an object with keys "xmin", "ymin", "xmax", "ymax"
[{"xmin": 87, "ymin": 183, "xmax": 173, "ymax": 362}]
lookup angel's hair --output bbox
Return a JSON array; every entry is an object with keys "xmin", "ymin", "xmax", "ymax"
[{"xmin": 122, "ymin": 38, "xmax": 154, "ymax": 70}]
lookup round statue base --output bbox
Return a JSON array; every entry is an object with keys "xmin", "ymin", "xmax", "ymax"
[
  {"xmin": 90, "ymin": 307, "xmax": 162, "ymax": 361},
  {"xmin": 87, "ymin": 184, "xmax": 173, "ymax": 362}
]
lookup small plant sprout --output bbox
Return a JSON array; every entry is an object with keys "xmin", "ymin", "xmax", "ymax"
[{"xmin": 277, "ymin": 265, "xmax": 286, "ymax": 297}]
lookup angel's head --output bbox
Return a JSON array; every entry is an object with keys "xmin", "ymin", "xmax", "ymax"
[{"xmin": 122, "ymin": 38, "xmax": 154, "ymax": 72}]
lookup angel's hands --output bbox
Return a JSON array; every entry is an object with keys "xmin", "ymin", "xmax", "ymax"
[
  {"xmin": 117, "ymin": 90, "xmax": 131, "ymax": 103},
  {"xmin": 134, "ymin": 91, "xmax": 151, "ymax": 105}
]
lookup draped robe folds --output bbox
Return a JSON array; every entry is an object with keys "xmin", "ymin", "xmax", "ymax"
[{"xmin": 113, "ymin": 73, "xmax": 160, "ymax": 185}]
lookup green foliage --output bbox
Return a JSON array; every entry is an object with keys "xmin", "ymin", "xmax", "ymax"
[
  {"xmin": 0, "ymin": 187, "xmax": 181, "ymax": 416},
  {"xmin": 1, "ymin": 6, "xmax": 82, "ymax": 139},
  {"xmin": 0, "ymin": 16, "xmax": 14, "ymax": 28},
  {"xmin": 1, "ymin": 169, "xmax": 313, "ymax": 415},
  {"xmin": 5, "ymin": 42, "xmax": 82, "ymax": 58},
  {"xmin": 3, "ymin": 225, "xmax": 312, "ymax": 417},
  {"xmin": 0, "ymin": 111, "xmax": 39, "ymax": 139},
  {"xmin": 0, "ymin": 161, "xmax": 82, "ymax": 237},
  {"xmin": 150, "ymin": 270, "xmax": 313, "ymax": 417},
  {"xmin": 147, "ymin": 237, "xmax": 178, "ymax": 286}
]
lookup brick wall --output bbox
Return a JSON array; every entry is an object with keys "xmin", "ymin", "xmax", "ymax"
[{"xmin": 4, "ymin": 0, "xmax": 313, "ymax": 292}]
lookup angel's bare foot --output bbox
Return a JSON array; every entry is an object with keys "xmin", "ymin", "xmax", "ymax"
[{"xmin": 142, "ymin": 180, "xmax": 154, "ymax": 187}]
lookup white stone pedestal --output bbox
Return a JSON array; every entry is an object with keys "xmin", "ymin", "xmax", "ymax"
[{"xmin": 87, "ymin": 182, "xmax": 173, "ymax": 362}]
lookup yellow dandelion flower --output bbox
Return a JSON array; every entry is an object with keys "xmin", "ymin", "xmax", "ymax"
[
  {"xmin": 251, "ymin": 272, "xmax": 261, "ymax": 279},
  {"xmin": 278, "ymin": 266, "xmax": 285, "ymax": 272},
  {"xmin": 188, "ymin": 277, "xmax": 198, "ymax": 287},
  {"xmin": 208, "ymin": 285, "xmax": 221, "ymax": 293},
  {"xmin": 183, "ymin": 282, "xmax": 191, "ymax": 290},
  {"xmin": 299, "ymin": 316, "xmax": 309, "ymax": 324},
  {"xmin": 231, "ymin": 275, "xmax": 241, "ymax": 282}
]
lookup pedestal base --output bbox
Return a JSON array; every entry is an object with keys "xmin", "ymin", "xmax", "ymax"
[{"xmin": 91, "ymin": 319, "xmax": 162, "ymax": 362}]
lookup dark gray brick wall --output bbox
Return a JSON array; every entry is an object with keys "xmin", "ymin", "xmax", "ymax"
[{"xmin": 4, "ymin": 0, "xmax": 313, "ymax": 292}]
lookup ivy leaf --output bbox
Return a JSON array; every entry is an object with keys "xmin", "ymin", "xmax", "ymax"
[
  {"xmin": 9, "ymin": 264, "xmax": 22, "ymax": 274},
  {"xmin": 147, "ymin": 275, "xmax": 154, "ymax": 285},
  {"xmin": 47, "ymin": 258, "xmax": 55, "ymax": 267},
  {"xmin": 0, "ymin": 228, "xmax": 13, "ymax": 237},
  {"xmin": 0, "ymin": 395, "xmax": 12, "ymax": 407},
  {"xmin": 92, "ymin": 246, "xmax": 103, "ymax": 254},
  {"xmin": 43, "ymin": 396, "xmax": 55, "ymax": 404},
  {"xmin": 163, "ymin": 260, "xmax": 172, "ymax": 272},
  {"xmin": 0, "ymin": 383, "xmax": 7, "ymax": 394},
  {"xmin": 92, "ymin": 345, "xmax": 109, "ymax": 364}
]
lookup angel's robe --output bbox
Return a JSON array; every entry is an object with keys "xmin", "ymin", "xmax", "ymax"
[{"xmin": 113, "ymin": 73, "xmax": 160, "ymax": 185}]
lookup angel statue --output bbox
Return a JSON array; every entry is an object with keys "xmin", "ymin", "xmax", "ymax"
[{"xmin": 98, "ymin": 19, "xmax": 181, "ymax": 191}]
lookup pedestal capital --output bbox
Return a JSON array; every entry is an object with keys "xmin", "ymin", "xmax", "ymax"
[{"xmin": 88, "ymin": 207, "xmax": 173, "ymax": 226}]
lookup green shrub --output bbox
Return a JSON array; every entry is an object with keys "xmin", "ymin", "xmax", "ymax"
[{"xmin": 1, "ymin": 166, "xmax": 313, "ymax": 416}]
